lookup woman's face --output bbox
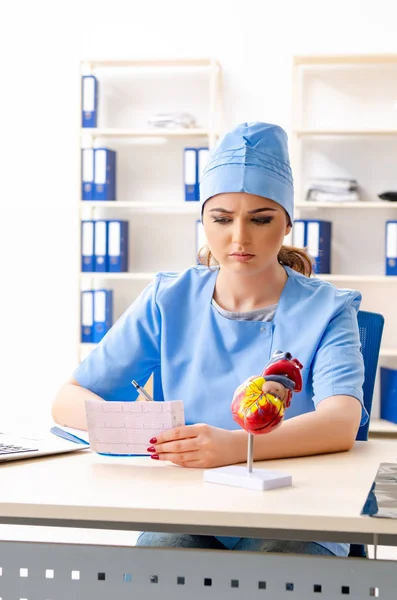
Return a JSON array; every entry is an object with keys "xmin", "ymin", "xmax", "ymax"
[{"xmin": 203, "ymin": 192, "xmax": 291, "ymax": 275}]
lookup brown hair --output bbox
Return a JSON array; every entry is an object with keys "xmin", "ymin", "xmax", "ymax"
[{"xmin": 198, "ymin": 244, "xmax": 314, "ymax": 277}]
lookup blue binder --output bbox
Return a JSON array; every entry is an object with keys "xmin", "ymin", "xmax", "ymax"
[
  {"xmin": 81, "ymin": 291, "xmax": 94, "ymax": 342},
  {"xmin": 81, "ymin": 220, "xmax": 95, "ymax": 272},
  {"xmin": 291, "ymin": 220, "xmax": 305, "ymax": 250},
  {"xmin": 94, "ymin": 220, "xmax": 108, "ymax": 272},
  {"xmin": 293, "ymin": 219, "xmax": 332, "ymax": 274},
  {"xmin": 196, "ymin": 219, "xmax": 207, "ymax": 264},
  {"xmin": 94, "ymin": 148, "xmax": 116, "ymax": 201},
  {"xmin": 108, "ymin": 220, "xmax": 129, "ymax": 272},
  {"xmin": 386, "ymin": 221, "xmax": 397, "ymax": 276},
  {"xmin": 380, "ymin": 367, "xmax": 397, "ymax": 424},
  {"xmin": 93, "ymin": 289, "xmax": 113, "ymax": 343},
  {"xmin": 197, "ymin": 147, "xmax": 209, "ymax": 198},
  {"xmin": 184, "ymin": 148, "xmax": 198, "ymax": 201},
  {"xmin": 82, "ymin": 75, "xmax": 98, "ymax": 128},
  {"xmin": 81, "ymin": 149, "xmax": 94, "ymax": 200}
]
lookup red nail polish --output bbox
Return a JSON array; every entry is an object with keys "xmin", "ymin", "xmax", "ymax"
[
  {"xmin": 149, "ymin": 437, "xmax": 157, "ymax": 444},
  {"xmin": 147, "ymin": 446, "xmax": 156, "ymax": 453},
  {"xmin": 150, "ymin": 454, "xmax": 159, "ymax": 460}
]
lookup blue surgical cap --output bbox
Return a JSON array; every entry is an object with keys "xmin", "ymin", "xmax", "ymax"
[{"xmin": 199, "ymin": 122, "xmax": 294, "ymax": 222}]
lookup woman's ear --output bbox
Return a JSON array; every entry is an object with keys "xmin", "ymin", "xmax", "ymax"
[{"xmin": 285, "ymin": 222, "xmax": 292, "ymax": 236}]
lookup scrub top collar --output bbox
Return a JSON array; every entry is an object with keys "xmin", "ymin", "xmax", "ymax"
[{"xmin": 205, "ymin": 264, "xmax": 293, "ymax": 328}]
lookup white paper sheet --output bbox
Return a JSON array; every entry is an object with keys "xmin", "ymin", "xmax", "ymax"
[{"xmin": 85, "ymin": 400, "xmax": 185, "ymax": 455}]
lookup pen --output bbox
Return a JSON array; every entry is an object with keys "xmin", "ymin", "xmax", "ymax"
[{"xmin": 132, "ymin": 380, "xmax": 154, "ymax": 402}]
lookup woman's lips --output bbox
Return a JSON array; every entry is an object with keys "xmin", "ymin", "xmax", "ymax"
[{"xmin": 230, "ymin": 253, "xmax": 255, "ymax": 262}]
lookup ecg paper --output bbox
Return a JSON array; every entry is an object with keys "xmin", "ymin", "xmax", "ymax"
[{"xmin": 85, "ymin": 399, "xmax": 185, "ymax": 455}]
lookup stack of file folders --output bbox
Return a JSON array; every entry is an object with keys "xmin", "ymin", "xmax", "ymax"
[
  {"xmin": 306, "ymin": 178, "xmax": 359, "ymax": 203},
  {"xmin": 82, "ymin": 75, "xmax": 98, "ymax": 128},
  {"xmin": 82, "ymin": 148, "xmax": 116, "ymax": 201},
  {"xmin": 184, "ymin": 147, "xmax": 209, "ymax": 201},
  {"xmin": 196, "ymin": 219, "xmax": 207, "ymax": 263},
  {"xmin": 386, "ymin": 221, "xmax": 397, "ymax": 276},
  {"xmin": 292, "ymin": 219, "xmax": 332, "ymax": 274},
  {"xmin": 81, "ymin": 289, "xmax": 113, "ymax": 343},
  {"xmin": 82, "ymin": 220, "xmax": 129, "ymax": 272},
  {"xmin": 148, "ymin": 112, "xmax": 197, "ymax": 129}
]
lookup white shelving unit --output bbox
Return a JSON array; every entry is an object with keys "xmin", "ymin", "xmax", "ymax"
[
  {"xmin": 82, "ymin": 128, "xmax": 213, "ymax": 138},
  {"xmin": 79, "ymin": 201, "xmax": 201, "ymax": 213},
  {"xmin": 295, "ymin": 202, "xmax": 397, "ymax": 210},
  {"xmin": 78, "ymin": 58, "xmax": 223, "ymax": 374},
  {"xmin": 316, "ymin": 275, "xmax": 396, "ymax": 283},
  {"xmin": 295, "ymin": 129, "xmax": 397, "ymax": 137},
  {"xmin": 80, "ymin": 272, "xmax": 156, "ymax": 281},
  {"xmin": 291, "ymin": 54, "xmax": 397, "ymax": 435}
]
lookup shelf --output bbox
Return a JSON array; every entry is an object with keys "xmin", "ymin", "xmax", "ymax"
[
  {"xmin": 380, "ymin": 348, "xmax": 397, "ymax": 358},
  {"xmin": 295, "ymin": 129, "xmax": 397, "ymax": 137},
  {"xmin": 316, "ymin": 275, "xmax": 396, "ymax": 283},
  {"xmin": 80, "ymin": 273, "xmax": 396, "ymax": 284},
  {"xmin": 294, "ymin": 54, "xmax": 397, "ymax": 66},
  {"xmin": 79, "ymin": 343, "xmax": 97, "ymax": 352},
  {"xmin": 79, "ymin": 201, "xmax": 200, "ymax": 214},
  {"xmin": 77, "ymin": 57, "xmax": 222, "ymax": 368},
  {"xmin": 295, "ymin": 202, "xmax": 397, "ymax": 209},
  {"xmin": 80, "ymin": 272, "xmax": 156, "ymax": 281},
  {"xmin": 85, "ymin": 200, "xmax": 394, "ymax": 212},
  {"xmin": 81, "ymin": 128, "xmax": 215, "ymax": 139},
  {"xmin": 83, "ymin": 58, "xmax": 221, "ymax": 69}
]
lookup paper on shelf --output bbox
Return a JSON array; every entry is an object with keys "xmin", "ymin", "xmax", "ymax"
[{"xmin": 85, "ymin": 399, "xmax": 185, "ymax": 455}]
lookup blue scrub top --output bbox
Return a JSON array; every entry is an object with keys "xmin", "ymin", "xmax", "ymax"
[{"xmin": 74, "ymin": 265, "xmax": 368, "ymax": 557}]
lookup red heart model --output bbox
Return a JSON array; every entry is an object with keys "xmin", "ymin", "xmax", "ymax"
[{"xmin": 231, "ymin": 351, "xmax": 303, "ymax": 435}]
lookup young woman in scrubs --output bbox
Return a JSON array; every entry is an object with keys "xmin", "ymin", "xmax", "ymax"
[{"xmin": 52, "ymin": 122, "xmax": 368, "ymax": 557}]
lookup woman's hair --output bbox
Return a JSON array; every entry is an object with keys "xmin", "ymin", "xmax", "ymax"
[
  {"xmin": 198, "ymin": 244, "xmax": 314, "ymax": 277},
  {"xmin": 277, "ymin": 245, "xmax": 314, "ymax": 277}
]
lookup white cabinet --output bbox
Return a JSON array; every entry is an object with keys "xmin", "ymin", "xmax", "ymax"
[
  {"xmin": 78, "ymin": 58, "xmax": 223, "ymax": 376},
  {"xmin": 291, "ymin": 54, "xmax": 397, "ymax": 432}
]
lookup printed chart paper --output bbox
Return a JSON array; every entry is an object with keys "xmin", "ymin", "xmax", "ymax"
[{"xmin": 85, "ymin": 399, "xmax": 185, "ymax": 455}]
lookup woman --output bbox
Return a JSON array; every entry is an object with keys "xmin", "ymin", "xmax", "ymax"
[{"xmin": 52, "ymin": 122, "xmax": 367, "ymax": 557}]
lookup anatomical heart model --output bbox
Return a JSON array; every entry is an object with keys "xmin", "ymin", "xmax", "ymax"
[{"xmin": 204, "ymin": 351, "xmax": 303, "ymax": 490}]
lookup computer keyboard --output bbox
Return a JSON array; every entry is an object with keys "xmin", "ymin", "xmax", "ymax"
[{"xmin": 0, "ymin": 443, "xmax": 38, "ymax": 455}]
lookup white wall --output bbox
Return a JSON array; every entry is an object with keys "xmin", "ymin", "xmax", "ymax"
[{"xmin": 2, "ymin": 0, "xmax": 397, "ymax": 424}]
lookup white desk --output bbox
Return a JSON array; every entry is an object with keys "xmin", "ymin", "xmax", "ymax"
[{"xmin": 0, "ymin": 439, "xmax": 396, "ymax": 599}]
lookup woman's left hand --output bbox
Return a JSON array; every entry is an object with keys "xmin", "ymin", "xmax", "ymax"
[{"xmin": 146, "ymin": 424, "xmax": 242, "ymax": 468}]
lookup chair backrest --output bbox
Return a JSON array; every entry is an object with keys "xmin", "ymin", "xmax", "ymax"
[
  {"xmin": 349, "ymin": 310, "xmax": 384, "ymax": 560},
  {"xmin": 356, "ymin": 310, "xmax": 385, "ymax": 441},
  {"xmin": 152, "ymin": 310, "xmax": 385, "ymax": 440}
]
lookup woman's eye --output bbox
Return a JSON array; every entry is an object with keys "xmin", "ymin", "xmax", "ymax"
[
  {"xmin": 213, "ymin": 218, "xmax": 232, "ymax": 224},
  {"xmin": 212, "ymin": 217, "xmax": 273, "ymax": 225},
  {"xmin": 252, "ymin": 218, "xmax": 273, "ymax": 225}
]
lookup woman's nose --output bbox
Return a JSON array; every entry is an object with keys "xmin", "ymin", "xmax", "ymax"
[{"xmin": 232, "ymin": 221, "xmax": 250, "ymax": 245}]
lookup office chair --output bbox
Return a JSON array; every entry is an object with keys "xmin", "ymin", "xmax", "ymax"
[
  {"xmin": 349, "ymin": 310, "xmax": 384, "ymax": 558},
  {"xmin": 152, "ymin": 310, "xmax": 385, "ymax": 559},
  {"xmin": 355, "ymin": 310, "xmax": 385, "ymax": 442}
]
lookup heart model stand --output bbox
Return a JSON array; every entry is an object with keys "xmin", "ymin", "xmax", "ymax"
[{"xmin": 203, "ymin": 351, "xmax": 303, "ymax": 491}]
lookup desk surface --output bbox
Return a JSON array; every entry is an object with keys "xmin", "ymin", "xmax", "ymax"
[{"xmin": 0, "ymin": 439, "xmax": 396, "ymax": 541}]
